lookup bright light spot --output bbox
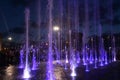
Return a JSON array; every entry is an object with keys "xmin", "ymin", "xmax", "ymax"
[
  {"xmin": 85, "ymin": 64, "xmax": 89, "ymax": 72},
  {"xmin": 105, "ymin": 61, "xmax": 108, "ymax": 65},
  {"xmin": 19, "ymin": 65, "xmax": 24, "ymax": 68},
  {"xmin": 109, "ymin": 47, "xmax": 112, "ymax": 49},
  {"xmin": 77, "ymin": 59, "xmax": 80, "ymax": 64},
  {"xmin": 71, "ymin": 65, "xmax": 76, "ymax": 77},
  {"xmin": 94, "ymin": 65, "xmax": 97, "ymax": 69},
  {"xmin": 65, "ymin": 54, "xmax": 69, "ymax": 63},
  {"xmin": 53, "ymin": 26, "xmax": 59, "ymax": 31},
  {"xmin": 100, "ymin": 63, "xmax": 104, "ymax": 66},
  {"xmin": 8, "ymin": 37, "xmax": 12, "ymax": 41},
  {"xmin": 23, "ymin": 67, "xmax": 31, "ymax": 78},
  {"xmin": 85, "ymin": 69, "xmax": 89, "ymax": 72},
  {"xmin": 90, "ymin": 61, "xmax": 93, "ymax": 64},
  {"xmin": 66, "ymin": 59, "xmax": 69, "ymax": 63},
  {"xmin": 114, "ymin": 58, "xmax": 116, "ymax": 62}
]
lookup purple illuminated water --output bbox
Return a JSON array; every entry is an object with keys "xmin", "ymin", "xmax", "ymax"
[
  {"xmin": 70, "ymin": 50, "xmax": 77, "ymax": 77},
  {"xmin": 17, "ymin": 0, "xmax": 117, "ymax": 79},
  {"xmin": 82, "ymin": 49, "xmax": 87, "ymax": 65},
  {"xmin": 105, "ymin": 51, "xmax": 108, "ymax": 65},
  {"xmin": 89, "ymin": 50, "xmax": 94, "ymax": 64},
  {"xmin": 82, "ymin": 0, "xmax": 89, "ymax": 67},
  {"xmin": 76, "ymin": 51, "xmax": 80, "ymax": 64},
  {"xmin": 57, "ymin": 32, "xmax": 60, "ymax": 64},
  {"xmin": 71, "ymin": 64, "xmax": 77, "ymax": 77},
  {"xmin": 37, "ymin": 0, "xmax": 41, "ymax": 64},
  {"xmin": 23, "ymin": 8, "xmax": 31, "ymax": 79},
  {"xmin": 68, "ymin": 29, "xmax": 77, "ymax": 76},
  {"xmin": 32, "ymin": 48, "xmax": 37, "ymax": 70},
  {"xmin": 65, "ymin": 50, "xmax": 69, "ymax": 64},
  {"xmin": 112, "ymin": 37, "xmax": 116, "ymax": 62},
  {"xmin": 54, "ymin": 44, "xmax": 60, "ymax": 63},
  {"xmin": 47, "ymin": 0, "xmax": 54, "ymax": 79},
  {"xmin": 19, "ymin": 49, "xmax": 24, "ymax": 68},
  {"xmin": 98, "ymin": 24, "xmax": 104, "ymax": 66},
  {"xmin": 85, "ymin": 63, "xmax": 89, "ymax": 72}
]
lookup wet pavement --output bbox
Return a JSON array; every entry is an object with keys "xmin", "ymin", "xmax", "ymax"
[{"xmin": 0, "ymin": 61, "xmax": 120, "ymax": 80}]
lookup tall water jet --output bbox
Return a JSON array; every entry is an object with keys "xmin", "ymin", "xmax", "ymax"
[
  {"xmin": 107, "ymin": 0, "xmax": 116, "ymax": 62},
  {"xmin": 71, "ymin": 64, "xmax": 77, "ymax": 77},
  {"xmin": 82, "ymin": 0, "xmax": 89, "ymax": 66},
  {"xmin": 112, "ymin": 37, "xmax": 116, "ymax": 62},
  {"xmin": 65, "ymin": 46, "xmax": 69, "ymax": 64},
  {"xmin": 53, "ymin": 26, "xmax": 60, "ymax": 63},
  {"xmin": 54, "ymin": 44, "xmax": 59, "ymax": 63},
  {"xmin": 64, "ymin": 46, "xmax": 68, "ymax": 70},
  {"xmin": 89, "ymin": 49, "xmax": 94, "ymax": 64},
  {"xmin": 99, "ymin": 38, "xmax": 104, "ymax": 66},
  {"xmin": 76, "ymin": 51, "xmax": 80, "ymax": 64},
  {"xmin": 85, "ymin": 64, "xmax": 89, "ymax": 72},
  {"xmin": 90, "ymin": 38, "xmax": 94, "ymax": 64},
  {"xmin": 47, "ymin": 0, "xmax": 54, "ymax": 79},
  {"xmin": 95, "ymin": 0, "xmax": 105, "ymax": 66},
  {"xmin": 70, "ymin": 50, "xmax": 77, "ymax": 77},
  {"xmin": 59, "ymin": 0, "xmax": 63, "ymax": 64},
  {"xmin": 19, "ymin": 48, "xmax": 24, "ymax": 68},
  {"xmin": 105, "ymin": 51, "xmax": 108, "ymax": 65},
  {"xmin": 98, "ymin": 25, "xmax": 104, "ymax": 66},
  {"xmin": 83, "ymin": 0, "xmax": 90, "ymax": 72},
  {"xmin": 23, "ymin": 8, "xmax": 31, "ymax": 78},
  {"xmin": 73, "ymin": 0, "xmax": 79, "ymax": 51},
  {"xmin": 32, "ymin": 48, "xmax": 37, "ymax": 70},
  {"xmin": 94, "ymin": 50, "xmax": 98, "ymax": 68},
  {"xmin": 69, "ymin": 30, "xmax": 77, "ymax": 77},
  {"xmin": 109, "ymin": 47, "xmax": 112, "ymax": 63},
  {"xmin": 93, "ymin": 0, "xmax": 98, "ymax": 68},
  {"xmin": 82, "ymin": 48, "xmax": 86, "ymax": 65},
  {"xmin": 37, "ymin": 0, "xmax": 41, "ymax": 64},
  {"xmin": 58, "ymin": 30, "xmax": 60, "ymax": 63},
  {"xmin": 85, "ymin": 47, "xmax": 89, "ymax": 72}
]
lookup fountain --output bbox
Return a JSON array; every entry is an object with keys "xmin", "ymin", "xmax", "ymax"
[
  {"xmin": 32, "ymin": 47, "xmax": 37, "ymax": 70},
  {"xmin": 112, "ymin": 37, "xmax": 116, "ymax": 62},
  {"xmin": 19, "ymin": 48, "xmax": 24, "ymax": 68},
  {"xmin": 65, "ymin": 46, "xmax": 69, "ymax": 64},
  {"xmin": 105, "ymin": 51, "xmax": 108, "ymax": 65},
  {"xmin": 47, "ymin": 0, "xmax": 54, "ymax": 79},
  {"xmin": 12, "ymin": 0, "xmax": 117, "ymax": 79},
  {"xmin": 76, "ymin": 51, "xmax": 80, "ymax": 64},
  {"xmin": 89, "ymin": 49, "xmax": 94, "ymax": 64},
  {"xmin": 70, "ymin": 50, "xmax": 77, "ymax": 77},
  {"xmin": 94, "ymin": 50, "xmax": 98, "ymax": 68},
  {"xmin": 23, "ymin": 8, "xmax": 31, "ymax": 79}
]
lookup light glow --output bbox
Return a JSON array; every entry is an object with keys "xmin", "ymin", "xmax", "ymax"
[{"xmin": 53, "ymin": 26, "xmax": 60, "ymax": 31}]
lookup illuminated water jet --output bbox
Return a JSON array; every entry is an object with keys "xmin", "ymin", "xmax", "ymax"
[
  {"xmin": 19, "ymin": 49, "xmax": 24, "ymax": 68},
  {"xmin": 23, "ymin": 8, "xmax": 31, "ymax": 79}
]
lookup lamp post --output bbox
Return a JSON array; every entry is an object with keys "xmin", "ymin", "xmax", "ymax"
[
  {"xmin": 53, "ymin": 26, "xmax": 60, "ymax": 63},
  {"xmin": 53, "ymin": 26, "xmax": 60, "ymax": 45}
]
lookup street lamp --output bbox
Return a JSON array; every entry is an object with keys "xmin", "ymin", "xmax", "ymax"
[
  {"xmin": 8, "ymin": 37, "xmax": 12, "ymax": 41},
  {"xmin": 53, "ymin": 25, "xmax": 60, "ymax": 46},
  {"xmin": 53, "ymin": 25, "xmax": 60, "ymax": 63},
  {"xmin": 53, "ymin": 26, "xmax": 60, "ymax": 31}
]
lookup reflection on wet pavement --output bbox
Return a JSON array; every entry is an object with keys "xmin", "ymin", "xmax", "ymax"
[{"xmin": 0, "ymin": 62, "xmax": 120, "ymax": 80}]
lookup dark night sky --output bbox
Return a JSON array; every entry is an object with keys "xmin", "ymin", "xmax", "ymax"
[
  {"xmin": 0, "ymin": 0, "xmax": 24, "ymax": 32},
  {"xmin": 0, "ymin": 0, "xmax": 120, "ymax": 42}
]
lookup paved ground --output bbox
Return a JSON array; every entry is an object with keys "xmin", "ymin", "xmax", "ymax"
[{"xmin": 0, "ymin": 61, "xmax": 120, "ymax": 80}]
